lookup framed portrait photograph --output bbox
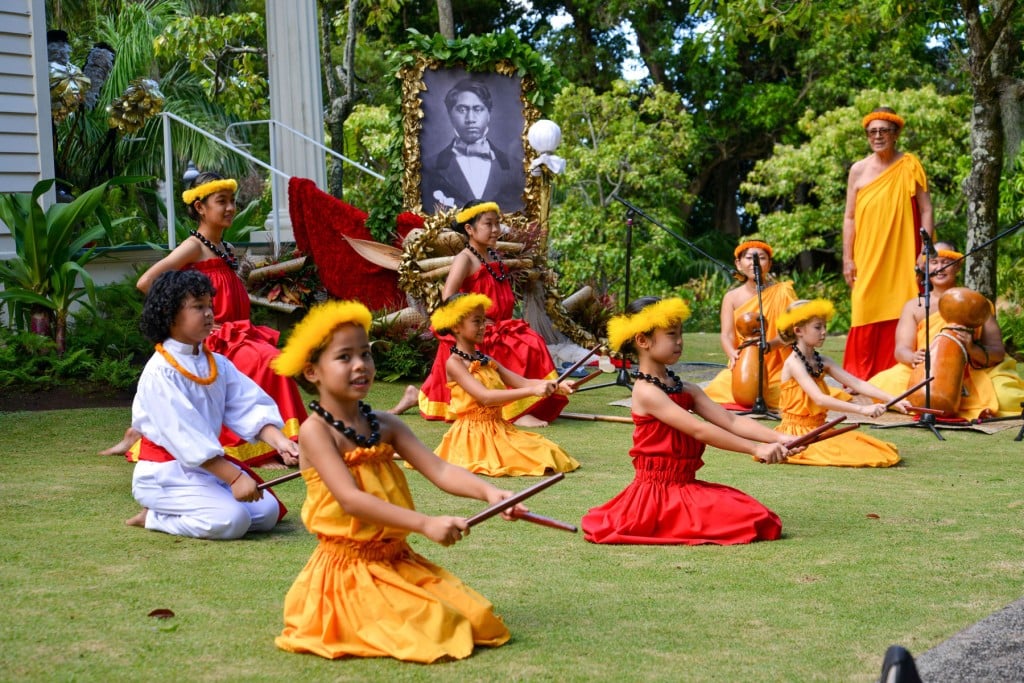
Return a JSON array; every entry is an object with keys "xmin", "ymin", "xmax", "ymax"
[{"xmin": 402, "ymin": 62, "xmax": 540, "ymax": 218}]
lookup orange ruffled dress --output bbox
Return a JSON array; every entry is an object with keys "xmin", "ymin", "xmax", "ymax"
[
  {"xmin": 186, "ymin": 258, "xmax": 305, "ymax": 464},
  {"xmin": 581, "ymin": 391, "xmax": 781, "ymax": 545},
  {"xmin": 276, "ymin": 443, "xmax": 509, "ymax": 662},
  {"xmin": 776, "ymin": 376, "xmax": 900, "ymax": 467},
  {"xmin": 434, "ymin": 361, "xmax": 580, "ymax": 477},
  {"xmin": 419, "ymin": 264, "xmax": 567, "ymax": 423}
]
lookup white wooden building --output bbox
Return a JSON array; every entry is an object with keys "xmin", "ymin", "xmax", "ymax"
[{"xmin": 0, "ymin": 0, "xmax": 53, "ymax": 260}]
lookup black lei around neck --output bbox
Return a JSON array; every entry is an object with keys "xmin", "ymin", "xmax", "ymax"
[{"xmin": 308, "ymin": 400, "xmax": 381, "ymax": 448}]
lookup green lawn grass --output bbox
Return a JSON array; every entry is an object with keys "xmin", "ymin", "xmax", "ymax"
[{"xmin": 2, "ymin": 333, "xmax": 1023, "ymax": 682}]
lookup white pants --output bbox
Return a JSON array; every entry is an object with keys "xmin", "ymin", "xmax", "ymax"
[{"xmin": 132, "ymin": 460, "xmax": 280, "ymax": 539}]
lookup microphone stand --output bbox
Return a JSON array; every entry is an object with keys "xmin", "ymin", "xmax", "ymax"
[
  {"xmin": 578, "ymin": 208, "xmax": 636, "ymax": 392},
  {"xmin": 875, "ymin": 229, "xmax": 943, "ymax": 440},
  {"xmin": 736, "ymin": 255, "xmax": 779, "ymax": 419}
]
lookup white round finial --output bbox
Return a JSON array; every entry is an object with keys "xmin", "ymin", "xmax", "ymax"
[{"xmin": 528, "ymin": 119, "xmax": 562, "ymax": 153}]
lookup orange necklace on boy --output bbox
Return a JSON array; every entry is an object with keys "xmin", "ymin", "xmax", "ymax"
[{"xmin": 155, "ymin": 343, "xmax": 218, "ymax": 385}]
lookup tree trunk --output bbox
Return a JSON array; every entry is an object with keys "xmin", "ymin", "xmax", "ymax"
[
  {"xmin": 437, "ymin": 0, "xmax": 454, "ymax": 40},
  {"xmin": 959, "ymin": 0, "xmax": 1020, "ymax": 299},
  {"xmin": 320, "ymin": 0, "xmax": 359, "ymax": 198}
]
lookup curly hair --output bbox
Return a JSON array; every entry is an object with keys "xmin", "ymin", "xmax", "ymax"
[{"xmin": 140, "ymin": 270, "xmax": 216, "ymax": 344}]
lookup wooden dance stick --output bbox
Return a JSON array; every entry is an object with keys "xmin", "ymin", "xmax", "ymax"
[
  {"xmin": 256, "ymin": 470, "xmax": 303, "ymax": 491},
  {"xmin": 514, "ymin": 510, "xmax": 578, "ymax": 533},
  {"xmin": 783, "ymin": 416, "xmax": 847, "ymax": 450},
  {"xmin": 556, "ymin": 345, "xmax": 604, "ymax": 384},
  {"xmin": 906, "ymin": 405, "xmax": 944, "ymax": 415},
  {"xmin": 465, "ymin": 473, "xmax": 565, "ymax": 528},
  {"xmin": 884, "ymin": 376, "xmax": 935, "ymax": 410},
  {"xmin": 807, "ymin": 423, "xmax": 861, "ymax": 444},
  {"xmin": 570, "ymin": 369, "xmax": 604, "ymax": 390}
]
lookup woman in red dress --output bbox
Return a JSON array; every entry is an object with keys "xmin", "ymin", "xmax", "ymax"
[
  {"xmin": 418, "ymin": 201, "xmax": 566, "ymax": 428},
  {"xmin": 582, "ymin": 297, "xmax": 795, "ymax": 545},
  {"xmin": 102, "ymin": 172, "xmax": 305, "ymax": 467}
]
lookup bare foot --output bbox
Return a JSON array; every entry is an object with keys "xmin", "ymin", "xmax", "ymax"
[
  {"xmin": 260, "ymin": 459, "xmax": 289, "ymax": 470},
  {"xmin": 514, "ymin": 414, "xmax": 549, "ymax": 429},
  {"xmin": 99, "ymin": 427, "xmax": 142, "ymax": 456},
  {"xmin": 125, "ymin": 508, "xmax": 148, "ymax": 527},
  {"xmin": 388, "ymin": 385, "xmax": 419, "ymax": 415}
]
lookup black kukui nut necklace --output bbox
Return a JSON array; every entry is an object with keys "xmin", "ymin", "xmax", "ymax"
[
  {"xmin": 191, "ymin": 229, "xmax": 238, "ymax": 270},
  {"xmin": 465, "ymin": 244, "xmax": 508, "ymax": 282},
  {"xmin": 450, "ymin": 345, "xmax": 489, "ymax": 365},
  {"xmin": 633, "ymin": 368, "xmax": 684, "ymax": 394},
  {"xmin": 308, "ymin": 400, "xmax": 381, "ymax": 447},
  {"xmin": 791, "ymin": 344, "xmax": 825, "ymax": 378}
]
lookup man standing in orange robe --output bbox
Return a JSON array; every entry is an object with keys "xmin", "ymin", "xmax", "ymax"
[{"xmin": 842, "ymin": 107, "xmax": 934, "ymax": 380}]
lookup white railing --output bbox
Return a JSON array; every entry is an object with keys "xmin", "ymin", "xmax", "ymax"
[
  {"xmin": 162, "ymin": 113, "xmax": 385, "ymax": 259},
  {"xmin": 161, "ymin": 112, "xmax": 291, "ymax": 256}
]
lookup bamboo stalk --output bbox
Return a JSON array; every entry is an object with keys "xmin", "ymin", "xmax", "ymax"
[
  {"xmin": 246, "ymin": 256, "xmax": 308, "ymax": 285},
  {"xmin": 420, "ymin": 265, "xmax": 452, "ymax": 281},
  {"xmin": 562, "ymin": 285, "xmax": 595, "ymax": 312},
  {"xmin": 415, "ymin": 255, "xmax": 456, "ymax": 271},
  {"xmin": 249, "ymin": 295, "xmax": 299, "ymax": 313}
]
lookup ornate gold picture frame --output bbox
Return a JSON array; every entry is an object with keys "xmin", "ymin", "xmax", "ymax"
[{"xmin": 400, "ymin": 57, "xmax": 543, "ymax": 221}]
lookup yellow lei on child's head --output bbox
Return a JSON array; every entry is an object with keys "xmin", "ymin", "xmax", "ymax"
[
  {"xmin": 272, "ymin": 300, "xmax": 372, "ymax": 377},
  {"xmin": 607, "ymin": 298, "xmax": 691, "ymax": 353},
  {"xmin": 181, "ymin": 178, "xmax": 237, "ymax": 205},
  {"xmin": 455, "ymin": 202, "xmax": 500, "ymax": 225},
  {"xmin": 776, "ymin": 299, "xmax": 835, "ymax": 336},
  {"xmin": 430, "ymin": 293, "xmax": 493, "ymax": 332}
]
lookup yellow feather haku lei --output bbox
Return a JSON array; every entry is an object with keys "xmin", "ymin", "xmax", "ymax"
[
  {"xmin": 272, "ymin": 300, "xmax": 372, "ymax": 377},
  {"xmin": 430, "ymin": 293, "xmax": 493, "ymax": 332},
  {"xmin": 181, "ymin": 179, "xmax": 238, "ymax": 205},
  {"xmin": 607, "ymin": 298, "xmax": 691, "ymax": 353},
  {"xmin": 455, "ymin": 202, "xmax": 500, "ymax": 225},
  {"xmin": 776, "ymin": 299, "xmax": 835, "ymax": 335},
  {"xmin": 861, "ymin": 111, "xmax": 904, "ymax": 129}
]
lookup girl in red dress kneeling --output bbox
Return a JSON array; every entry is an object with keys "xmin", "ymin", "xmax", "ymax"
[{"xmin": 582, "ymin": 296, "xmax": 796, "ymax": 545}]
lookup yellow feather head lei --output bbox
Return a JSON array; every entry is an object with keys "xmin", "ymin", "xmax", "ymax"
[
  {"xmin": 776, "ymin": 299, "xmax": 835, "ymax": 338},
  {"xmin": 607, "ymin": 297, "xmax": 691, "ymax": 353},
  {"xmin": 182, "ymin": 178, "xmax": 237, "ymax": 205},
  {"xmin": 861, "ymin": 111, "xmax": 904, "ymax": 129},
  {"xmin": 455, "ymin": 201, "xmax": 500, "ymax": 225},
  {"xmin": 734, "ymin": 240, "xmax": 773, "ymax": 259},
  {"xmin": 916, "ymin": 248, "xmax": 964, "ymax": 269},
  {"xmin": 430, "ymin": 293, "xmax": 492, "ymax": 333},
  {"xmin": 271, "ymin": 300, "xmax": 372, "ymax": 377}
]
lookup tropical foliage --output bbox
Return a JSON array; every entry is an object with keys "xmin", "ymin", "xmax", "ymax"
[{"xmin": 0, "ymin": 177, "xmax": 142, "ymax": 353}]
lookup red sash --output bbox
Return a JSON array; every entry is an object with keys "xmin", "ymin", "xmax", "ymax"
[{"xmin": 134, "ymin": 437, "xmax": 288, "ymax": 522}]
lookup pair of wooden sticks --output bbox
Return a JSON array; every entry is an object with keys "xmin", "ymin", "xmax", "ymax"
[{"xmin": 258, "ymin": 470, "xmax": 577, "ymax": 532}]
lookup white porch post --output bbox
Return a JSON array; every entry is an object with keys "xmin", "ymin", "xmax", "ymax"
[{"xmin": 264, "ymin": 0, "xmax": 326, "ymax": 243}]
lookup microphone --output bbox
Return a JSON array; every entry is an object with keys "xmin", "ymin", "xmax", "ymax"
[{"xmin": 920, "ymin": 229, "xmax": 937, "ymax": 258}]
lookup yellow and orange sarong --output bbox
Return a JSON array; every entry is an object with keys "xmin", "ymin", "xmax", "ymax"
[
  {"xmin": 704, "ymin": 282, "xmax": 796, "ymax": 408},
  {"xmin": 844, "ymin": 154, "xmax": 927, "ymax": 379}
]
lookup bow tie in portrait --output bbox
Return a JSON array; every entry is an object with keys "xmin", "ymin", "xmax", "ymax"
[{"xmin": 453, "ymin": 140, "xmax": 493, "ymax": 159}]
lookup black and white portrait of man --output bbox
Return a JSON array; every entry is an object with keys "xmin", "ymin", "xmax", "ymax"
[{"xmin": 419, "ymin": 69, "xmax": 526, "ymax": 213}]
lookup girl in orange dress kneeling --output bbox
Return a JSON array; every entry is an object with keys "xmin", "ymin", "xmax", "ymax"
[
  {"xmin": 271, "ymin": 301, "xmax": 523, "ymax": 662},
  {"xmin": 774, "ymin": 299, "xmax": 908, "ymax": 467},
  {"xmin": 431, "ymin": 293, "xmax": 579, "ymax": 477}
]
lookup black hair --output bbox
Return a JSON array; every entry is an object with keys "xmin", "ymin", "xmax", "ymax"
[
  {"xmin": 618, "ymin": 296, "xmax": 663, "ymax": 355},
  {"xmin": 450, "ymin": 199, "xmax": 498, "ymax": 236},
  {"xmin": 184, "ymin": 171, "xmax": 230, "ymax": 221},
  {"xmin": 139, "ymin": 270, "xmax": 216, "ymax": 344},
  {"xmin": 444, "ymin": 78, "xmax": 493, "ymax": 114}
]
